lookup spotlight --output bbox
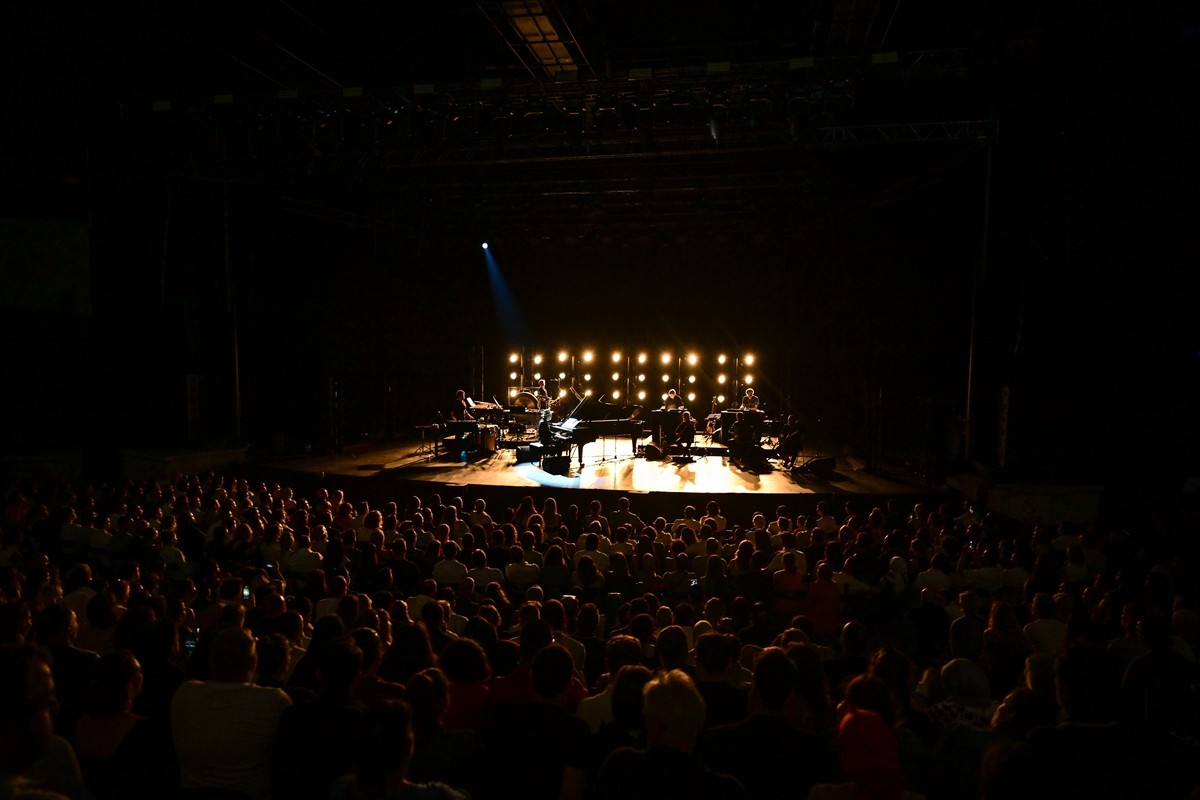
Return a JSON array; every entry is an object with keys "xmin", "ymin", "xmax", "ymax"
[
  {"xmin": 744, "ymin": 354, "xmax": 755, "ymax": 366},
  {"xmin": 717, "ymin": 374, "xmax": 726, "ymax": 384},
  {"xmin": 611, "ymin": 372, "xmax": 620, "ymax": 382},
  {"xmin": 558, "ymin": 372, "xmax": 566, "ymax": 380},
  {"xmin": 745, "ymin": 374, "xmax": 754, "ymax": 385},
  {"xmin": 661, "ymin": 374, "xmax": 670, "ymax": 382},
  {"xmin": 509, "ymin": 372, "xmax": 518, "ymax": 380},
  {"xmin": 533, "ymin": 354, "xmax": 543, "ymax": 365},
  {"xmin": 482, "ymin": 242, "xmax": 489, "ymax": 250},
  {"xmin": 687, "ymin": 392, "xmax": 696, "ymax": 402},
  {"xmin": 583, "ymin": 351, "xmax": 594, "ymax": 363},
  {"xmin": 583, "ymin": 373, "xmax": 592, "ymax": 382},
  {"xmin": 509, "ymin": 353, "xmax": 519, "ymax": 363},
  {"xmin": 533, "ymin": 372, "xmax": 541, "ymax": 381},
  {"xmin": 558, "ymin": 351, "xmax": 568, "ymax": 362},
  {"xmin": 637, "ymin": 374, "xmax": 646, "ymax": 382},
  {"xmin": 687, "ymin": 353, "xmax": 698, "ymax": 365},
  {"xmin": 718, "ymin": 354, "xmax": 727, "ymax": 365},
  {"xmin": 717, "ymin": 394, "xmax": 725, "ymax": 404},
  {"xmin": 687, "ymin": 375, "xmax": 695, "ymax": 383},
  {"xmin": 637, "ymin": 390, "xmax": 646, "ymax": 400},
  {"xmin": 660, "ymin": 353, "xmax": 672, "ymax": 365},
  {"xmin": 611, "ymin": 389, "xmax": 621, "ymax": 399},
  {"xmin": 611, "ymin": 352, "xmax": 622, "ymax": 363},
  {"xmin": 509, "ymin": 388, "xmax": 518, "ymax": 398},
  {"xmin": 637, "ymin": 353, "xmax": 647, "ymax": 364}
]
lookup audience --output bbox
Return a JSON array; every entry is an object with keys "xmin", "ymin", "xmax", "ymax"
[{"xmin": 0, "ymin": 472, "xmax": 1197, "ymax": 799}]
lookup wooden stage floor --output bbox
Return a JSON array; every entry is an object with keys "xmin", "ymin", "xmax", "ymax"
[{"xmin": 262, "ymin": 430, "xmax": 932, "ymax": 511}]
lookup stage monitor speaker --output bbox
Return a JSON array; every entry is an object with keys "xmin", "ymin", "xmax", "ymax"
[
  {"xmin": 516, "ymin": 445, "xmax": 541, "ymax": 464},
  {"xmin": 543, "ymin": 455, "xmax": 570, "ymax": 475}
]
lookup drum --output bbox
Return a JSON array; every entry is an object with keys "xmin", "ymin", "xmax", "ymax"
[
  {"xmin": 514, "ymin": 391, "xmax": 539, "ymax": 409},
  {"xmin": 480, "ymin": 425, "xmax": 498, "ymax": 453}
]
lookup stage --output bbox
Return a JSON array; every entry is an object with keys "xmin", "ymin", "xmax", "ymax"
[{"xmin": 255, "ymin": 428, "xmax": 944, "ymax": 523}]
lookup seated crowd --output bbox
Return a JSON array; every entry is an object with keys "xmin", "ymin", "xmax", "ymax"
[{"xmin": 1, "ymin": 475, "xmax": 1199, "ymax": 799}]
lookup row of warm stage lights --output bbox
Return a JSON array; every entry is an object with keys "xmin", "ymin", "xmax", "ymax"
[{"xmin": 506, "ymin": 351, "xmax": 756, "ymax": 405}]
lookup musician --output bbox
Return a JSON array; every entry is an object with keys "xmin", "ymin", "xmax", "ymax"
[
  {"xmin": 661, "ymin": 389, "xmax": 685, "ymax": 410},
  {"xmin": 740, "ymin": 387, "xmax": 760, "ymax": 411},
  {"xmin": 672, "ymin": 410, "xmax": 696, "ymax": 460},
  {"xmin": 778, "ymin": 414, "xmax": 805, "ymax": 469},
  {"xmin": 534, "ymin": 379, "xmax": 550, "ymax": 409},
  {"xmin": 729, "ymin": 411, "xmax": 757, "ymax": 463},
  {"xmin": 538, "ymin": 408, "xmax": 569, "ymax": 455},
  {"xmin": 449, "ymin": 389, "xmax": 474, "ymax": 456},
  {"xmin": 450, "ymin": 389, "xmax": 474, "ymax": 421}
]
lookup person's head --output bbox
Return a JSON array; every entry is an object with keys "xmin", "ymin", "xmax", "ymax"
[
  {"xmin": 0, "ymin": 645, "xmax": 56, "ymax": 774},
  {"xmin": 209, "ymin": 626, "xmax": 257, "ymax": 683},
  {"xmin": 439, "ymin": 638, "xmax": 491, "ymax": 684},
  {"xmin": 656, "ymin": 625, "xmax": 689, "ymax": 670},
  {"xmin": 531, "ymin": 644, "xmax": 575, "ymax": 702},
  {"xmin": 939, "ymin": 658, "xmax": 990, "ymax": 708},
  {"xmin": 351, "ymin": 700, "xmax": 417, "ymax": 793},
  {"xmin": 642, "ymin": 669, "xmax": 707, "ymax": 752}
]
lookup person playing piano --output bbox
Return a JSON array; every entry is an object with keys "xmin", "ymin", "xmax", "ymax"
[
  {"xmin": 740, "ymin": 387, "xmax": 760, "ymax": 411},
  {"xmin": 538, "ymin": 408, "xmax": 569, "ymax": 456},
  {"xmin": 662, "ymin": 388, "xmax": 685, "ymax": 410}
]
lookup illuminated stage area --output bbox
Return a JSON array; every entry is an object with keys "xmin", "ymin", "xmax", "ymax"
[{"xmin": 260, "ymin": 429, "xmax": 936, "ymax": 526}]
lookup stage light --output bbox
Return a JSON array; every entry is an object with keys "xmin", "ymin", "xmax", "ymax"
[
  {"xmin": 558, "ymin": 372, "xmax": 566, "ymax": 380},
  {"xmin": 637, "ymin": 353, "xmax": 647, "ymax": 364},
  {"xmin": 510, "ymin": 388, "xmax": 518, "ymax": 398},
  {"xmin": 611, "ymin": 352, "xmax": 622, "ymax": 363},
  {"xmin": 583, "ymin": 373, "xmax": 592, "ymax": 382},
  {"xmin": 745, "ymin": 374, "xmax": 754, "ymax": 384},
  {"xmin": 583, "ymin": 351, "xmax": 594, "ymax": 363},
  {"xmin": 687, "ymin": 375, "xmax": 696, "ymax": 383},
  {"xmin": 718, "ymin": 374, "xmax": 727, "ymax": 384},
  {"xmin": 584, "ymin": 389, "xmax": 593, "ymax": 396},
  {"xmin": 533, "ymin": 372, "xmax": 541, "ymax": 380},
  {"xmin": 482, "ymin": 242, "xmax": 489, "ymax": 250},
  {"xmin": 744, "ymin": 354, "xmax": 755, "ymax": 365},
  {"xmin": 611, "ymin": 389, "xmax": 621, "ymax": 399},
  {"xmin": 559, "ymin": 389, "xmax": 567, "ymax": 397},
  {"xmin": 687, "ymin": 392, "xmax": 696, "ymax": 402},
  {"xmin": 510, "ymin": 371, "xmax": 518, "ymax": 380},
  {"xmin": 533, "ymin": 354, "xmax": 543, "ymax": 365},
  {"xmin": 687, "ymin": 353, "xmax": 698, "ymax": 365},
  {"xmin": 717, "ymin": 394, "xmax": 726, "ymax": 404},
  {"xmin": 510, "ymin": 353, "xmax": 521, "ymax": 364},
  {"xmin": 660, "ymin": 353, "xmax": 671, "ymax": 365},
  {"xmin": 611, "ymin": 372, "xmax": 620, "ymax": 382},
  {"xmin": 661, "ymin": 374, "xmax": 670, "ymax": 382},
  {"xmin": 637, "ymin": 390, "xmax": 647, "ymax": 400},
  {"xmin": 718, "ymin": 354, "xmax": 727, "ymax": 365},
  {"xmin": 637, "ymin": 374, "xmax": 645, "ymax": 382},
  {"xmin": 558, "ymin": 351, "xmax": 568, "ymax": 362}
]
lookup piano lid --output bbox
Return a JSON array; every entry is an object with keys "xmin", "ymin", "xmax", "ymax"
[{"xmin": 562, "ymin": 393, "xmax": 643, "ymax": 422}]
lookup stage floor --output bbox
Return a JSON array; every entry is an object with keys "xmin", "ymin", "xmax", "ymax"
[{"xmin": 265, "ymin": 431, "xmax": 927, "ymax": 499}]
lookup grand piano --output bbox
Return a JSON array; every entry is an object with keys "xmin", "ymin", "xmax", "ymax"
[{"xmin": 551, "ymin": 395, "xmax": 644, "ymax": 467}]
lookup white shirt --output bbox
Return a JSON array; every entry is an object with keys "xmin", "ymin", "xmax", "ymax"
[{"xmin": 171, "ymin": 680, "xmax": 292, "ymax": 800}]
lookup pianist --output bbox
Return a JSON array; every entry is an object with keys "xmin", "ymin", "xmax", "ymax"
[
  {"xmin": 739, "ymin": 387, "xmax": 760, "ymax": 411},
  {"xmin": 538, "ymin": 408, "xmax": 569, "ymax": 454},
  {"xmin": 661, "ymin": 388, "xmax": 685, "ymax": 410}
]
